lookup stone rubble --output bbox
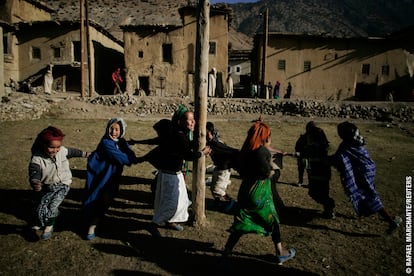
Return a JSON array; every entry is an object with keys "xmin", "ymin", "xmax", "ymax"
[{"xmin": 1, "ymin": 92, "xmax": 413, "ymax": 123}]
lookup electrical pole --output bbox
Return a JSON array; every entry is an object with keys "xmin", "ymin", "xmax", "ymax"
[{"xmin": 261, "ymin": 7, "xmax": 268, "ymax": 98}]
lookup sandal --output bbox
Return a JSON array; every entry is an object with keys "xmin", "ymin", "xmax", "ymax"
[
  {"xmin": 41, "ymin": 226, "xmax": 54, "ymax": 241},
  {"xmin": 166, "ymin": 222, "xmax": 184, "ymax": 231},
  {"xmin": 387, "ymin": 216, "xmax": 402, "ymax": 234},
  {"xmin": 277, "ymin": 248, "xmax": 296, "ymax": 265},
  {"xmin": 86, "ymin": 233, "xmax": 96, "ymax": 240}
]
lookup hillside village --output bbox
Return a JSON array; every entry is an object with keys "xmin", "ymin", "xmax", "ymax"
[{"xmin": 1, "ymin": 0, "xmax": 414, "ymax": 101}]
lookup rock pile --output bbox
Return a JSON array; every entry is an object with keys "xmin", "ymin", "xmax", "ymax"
[{"xmin": 1, "ymin": 92, "xmax": 413, "ymax": 123}]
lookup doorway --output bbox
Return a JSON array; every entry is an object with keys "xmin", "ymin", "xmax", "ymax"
[{"xmin": 139, "ymin": 76, "xmax": 150, "ymax": 96}]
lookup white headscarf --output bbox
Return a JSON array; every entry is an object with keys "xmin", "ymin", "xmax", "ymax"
[{"xmin": 105, "ymin": 118, "xmax": 127, "ymax": 141}]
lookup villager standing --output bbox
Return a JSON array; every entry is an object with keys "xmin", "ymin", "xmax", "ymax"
[
  {"xmin": 226, "ymin": 74, "xmax": 234, "ymax": 98},
  {"xmin": 112, "ymin": 68, "xmax": 124, "ymax": 95},
  {"xmin": 250, "ymin": 82, "xmax": 258, "ymax": 98},
  {"xmin": 267, "ymin": 81, "xmax": 273, "ymax": 99},
  {"xmin": 44, "ymin": 69, "xmax": 53, "ymax": 95},
  {"xmin": 208, "ymin": 68, "xmax": 217, "ymax": 97},
  {"xmin": 284, "ymin": 82, "xmax": 292, "ymax": 99},
  {"xmin": 222, "ymin": 120, "xmax": 295, "ymax": 265},
  {"xmin": 274, "ymin": 81, "xmax": 281, "ymax": 99}
]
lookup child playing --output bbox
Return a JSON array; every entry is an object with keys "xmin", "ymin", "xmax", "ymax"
[
  {"xmin": 294, "ymin": 121, "xmax": 335, "ymax": 219},
  {"xmin": 206, "ymin": 122, "xmax": 238, "ymax": 212},
  {"xmin": 28, "ymin": 126, "xmax": 89, "ymax": 240},
  {"xmin": 139, "ymin": 110, "xmax": 210, "ymax": 236},
  {"xmin": 82, "ymin": 118, "xmax": 138, "ymax": 240},
  {"xmin": 331, "ymin": 121, "xmax": 402, "ymax": 233},
  {"xmin": 223, "ymin": 120, "xmax": 295, "ymax": 265}
]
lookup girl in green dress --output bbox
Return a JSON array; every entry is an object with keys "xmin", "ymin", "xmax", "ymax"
[{"xmin": 222, "ymin": 120, "xmax": 295, "ymax": 265}]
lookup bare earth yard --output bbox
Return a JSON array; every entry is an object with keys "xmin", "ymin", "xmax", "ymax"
[{"xmin": 0, "ymin": 97, "xmax": 412, "ymax": 275}]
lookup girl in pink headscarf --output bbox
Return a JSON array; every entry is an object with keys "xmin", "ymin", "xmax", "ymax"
[{"xmin": 28, "ymin": 126, "xmax": 89, "ymax": 240}]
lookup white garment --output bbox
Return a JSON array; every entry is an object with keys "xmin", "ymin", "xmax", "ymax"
[
  {"xmin": 44, "ymin": 72, "xmax": 53, "ymax": 94},
  {"xmin": 226, "ymin": 76, "xmax": 233, "ymax": 98},
  {"xmin": 208, "ymin": 69, "xmax": 217, "ymax": 97},
  {"xmin": 152, "ymin": 171, "xmax": 191, "ymax": 225},
  {"xmin": 210, "ymin": 168, "xmax": 232, "ymax": 198}
]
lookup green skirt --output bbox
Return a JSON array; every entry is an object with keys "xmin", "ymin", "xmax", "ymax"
[{"xmin": 231, "ymin": 178, "xmax": 279, "ymax": 236}]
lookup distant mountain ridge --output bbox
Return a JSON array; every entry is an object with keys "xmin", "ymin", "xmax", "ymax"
[
  {"xmin": 224, "ymin": 0, "xmax": 414, "ymax": 37},
  {"xmin": 40, "ymin": 0, "xmax": 414, "ymax": 39}
]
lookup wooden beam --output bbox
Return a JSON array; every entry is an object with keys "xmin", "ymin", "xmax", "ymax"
[{"xmin": 192, "ymin": 0, "xmax": 210, "ymax": 227}]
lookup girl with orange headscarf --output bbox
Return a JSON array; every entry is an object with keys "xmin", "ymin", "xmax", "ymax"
[{"xmin": 222, "ymin": 120, "xmax": 295, "ymax": 265}]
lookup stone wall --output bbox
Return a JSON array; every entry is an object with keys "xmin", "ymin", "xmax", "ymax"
[
  {"xmin": 1, "ymin": 93, "xmax": 413, "ymax": 123},
  {"xmin": 84, "ymin": 95, "xmax": 414, "ymax": 122}
]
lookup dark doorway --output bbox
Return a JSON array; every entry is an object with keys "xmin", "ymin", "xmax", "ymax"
[
  {"xmin": 93, "ymin": 41, "xmax": 124, "ymax": 95},
  {"xmin": 355, "ymin": 82, "xmax": 377, "ymax": 101},
  {"xmin": 139, "ymin": 76, "xmax": 150, "ymax": 96}
]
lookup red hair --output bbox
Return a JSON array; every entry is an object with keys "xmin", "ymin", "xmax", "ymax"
[
  {"xmin": 40, "ymin": 126, "xmax": 65, "ymax": 143},
  {"xmin": 241, "ymin": 121, "xmax": 271, "ymax": 153},
  {"xmin": 31, "ymin": 126, "xmax": 65, "ymax": 154}
]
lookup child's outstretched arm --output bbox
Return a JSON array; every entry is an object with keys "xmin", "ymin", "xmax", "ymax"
[
  {"xmin": 67, "ymin": 147, "xmax": 90, "ymax": 158},
  {"xmin": 128, "ymin": 137, "xmax": 159, "ymax": 145}
]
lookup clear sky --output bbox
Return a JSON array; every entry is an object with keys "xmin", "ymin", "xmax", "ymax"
[{"xmin": 210, "ymin": 0, "xmax": 259, "ymax": 4}]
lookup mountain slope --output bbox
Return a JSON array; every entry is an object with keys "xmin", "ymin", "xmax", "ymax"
[{"xmin": 227, "ymin": 0, "xmax": 414, "ymax": 37}]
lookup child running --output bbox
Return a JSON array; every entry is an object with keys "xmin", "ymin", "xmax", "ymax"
[
  {"xmin": 82, "ymin": 118, "xmax": 138, "ymax": 240},
  {"xmin": 206, "ymin": 121, "xmax": 238, "ymax": 212},
  {"xmin": 222, "ymin": 120, "xmax": 295, "ymax": 265},
  {"xmin": 331, "ymin": 121, "xmax": 402, "ymax": 233},
  {"xmin": 28, "ymin": 126, "xmax": 89, "ymax": 240},
  {"xmin": 294, "ymin": 121, "xmax": 335, "ymax": 218}
]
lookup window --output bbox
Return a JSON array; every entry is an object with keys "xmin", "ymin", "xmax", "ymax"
[
  {"xmin": 382, "ymin": 65, "xmax": 390, "ymax": 76},
  {"xmin": 209, "ymin": 41, "xmax": 216, "ymax": 55},
  {"xmin": 53, "ymin": 47, "xmax": 62, "ymax": 58},
  {"xmin": 32, "ymin": 47, "xmax": 41, "ymax": 59},
  {"xmin": 162, "ymin": 43, "xmax": 173, "ymax": 64},
  {"xmin": 235, "ymin": 66, "xmax": 241, "ymax": 73},
  {"xmin": 278, "ymin": 59, "xmax": 286, "ymax": 70},
  {"xmin": 3, "ymin": 33, "xmax": 11, "ymax": 55},
  {"xmin": 138, "ymin": 50, "xmax": 143, "ymax": 58},
  {"xmin": 362, "ymin": 64, "xmax": 370, "ymax": 75},
  {"xmin": 304, "ymin": 61, "xmax": 311, "ymax": 72},
  {"xmin": 73, "ymin": 41, "xmax": 81, "ymax": 62}
]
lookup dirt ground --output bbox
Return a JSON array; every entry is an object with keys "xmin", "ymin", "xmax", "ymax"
[{"xmin": 0, "ymin": 95, "xmax": 412, "ymax": 275}]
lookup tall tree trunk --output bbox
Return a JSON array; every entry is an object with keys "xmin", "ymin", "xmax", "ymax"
[{"xmin": 192, "ymin": 0, "xmax": 210, "ymax": 226}]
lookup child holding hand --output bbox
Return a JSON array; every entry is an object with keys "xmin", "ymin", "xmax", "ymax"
[
  {"xmin": 331, "ymin": 121, "xmax": 401, "ymax": 233},
  {"xmin": 82, "ymin": 118, "xmax": 138, "ymax": 240},
  {"xmin": 29, "ymin": 126, "xmax": 89, "ymax": 240}
]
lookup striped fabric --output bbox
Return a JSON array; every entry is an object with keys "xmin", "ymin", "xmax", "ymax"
[{"xmin": 336, "ymin": 143, "xmax": 383, "ymax": 216}]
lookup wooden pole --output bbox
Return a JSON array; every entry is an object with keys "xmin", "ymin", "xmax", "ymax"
[
  {"xmin": 260, "ymin": 8, "xmax": 268, "ymax": 97},
  {"xmin": 192, "ymin": 0, "xmax": 210, "ymax": 226},
  {"xmin": 80, "ymin": 0, "xmax": 85, "ymax": 97},
  {"xmin": 85, "ymin": 0, "xmax": 93, "ymax": 96}
]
